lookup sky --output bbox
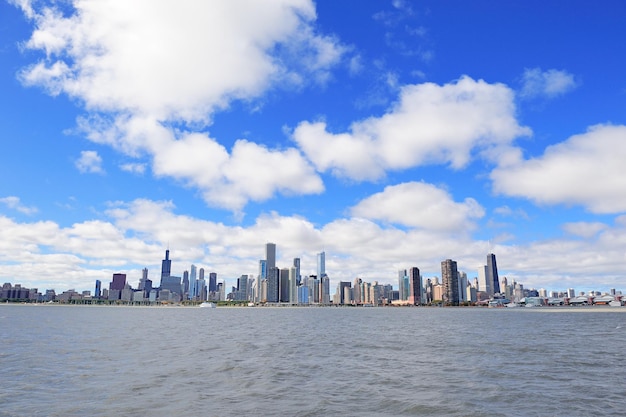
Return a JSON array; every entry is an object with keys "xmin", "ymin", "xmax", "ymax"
[{"xmin": 1, "ymin": 0, "xmax": 626, "ymax": 295}]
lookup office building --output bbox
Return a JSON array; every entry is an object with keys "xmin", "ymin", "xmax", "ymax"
[
  {"xmin": 441, "ymin": 259, "xmax": 459, "ymax": 305},
  {"xmin": 408, "ymin": 267, "xmax": 421, "ymax": 305},
  {"xmin": 487, "ymin": 253, "xmax": 500, "ymax": 294}
]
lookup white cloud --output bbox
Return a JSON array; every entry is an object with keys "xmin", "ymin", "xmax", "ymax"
[
  {"xmin": 75, "ymin": 150, "xmax": 104, "ymax": 174},
  {"xmin": 16, "ymin": 0, "xmax": 343, "ymax": 211},
  {"xmin": 520, "ymin": 67, "xmax": 578, "ymax": 99},
  {"xmin": 0, "ymin": 196, "xmax": 38, "ymax": 215},
  {"xmin": 17, "ymin": 0, "xmax": 341, "ymax": 122},
  {"xmin": 491, "ymin": 124, "xmax": 626, "ymax": 214},
  {"xmin": 293, "ymin": 76, "xmax": 531, "ymax": 181},
  {"xmin": 350, "ymin": 182, "xmax": 484, "ymax": 232},
  {"xmin": 119, "ymin": 162, "xmax": 146, "ymax": 175},
  {"xmin": 3, "ymin": 198, "xmax": 626, "ymax": 293},
  {"xmin": 90, "ymin": 116, "xmax": 323, "ymax": 212},
  {"xmin": 562, "ymin": 221, "xmax": 608, "ymax": 238}
]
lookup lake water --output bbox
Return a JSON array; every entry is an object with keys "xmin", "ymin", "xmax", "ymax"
[{"xmin": 1, "ymin": 305, "xmax": 625, "ymax": 416}]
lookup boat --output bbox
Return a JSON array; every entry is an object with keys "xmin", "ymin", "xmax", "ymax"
[{"xmin": 199, "ymin": 302, "xmax": 216, "ymax": 308}]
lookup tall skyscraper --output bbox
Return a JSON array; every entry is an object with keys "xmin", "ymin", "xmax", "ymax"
[
  {"xmin": 487, "ymin": 253, "xmax": 500, "ymax": 294},
  {"xmin": 94, "ymin": 279, "xmax": 101, "ymax": 299},
  {"xmin": 293, "ymin": 258, "xmax": 301, "ymax": 287},
  {"xmin": 441, "ymin": 259, "xmax": 459, "ymax": 305},
  {"xmin": 110, "ymin": 273, "xmax": 126, "ymax": 291},
  {"xmin": 266, "ymin": 243, "xmax": 276, "ymax": 270},
  {"xmin": 408, "ymin": 267, "xmax": 421, "ymax": 305},
  {"xmin": 189, "ymin": 264, "xmax": 197, "ymax": 300},
  {"xmin": 478, "ymin": 264, "xmax": 491, "ymax": 296},
  {"xmin": 317, "ymin": 251, "xmax": 325, "ymax": 280},
  {"xmin": 279, "ymin": 268, "xmax": 290, "ymax": 302},
  {"xmin": 267, "ymin": 267, "xmax": 279, "ymax": 303},
  {"xmin": 209, "ymin": 272, "xmax": 217, "ymax": 293},
  {"xmin": 160, "ymin": 250, "xmax": 172, "ymax": 283}
]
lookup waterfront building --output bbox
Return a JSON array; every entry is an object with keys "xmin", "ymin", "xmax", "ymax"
[
  {"xmin": 441, "ymin": 259, "xmax": 459, "ymax": 305},
  {"xmin": 267, "ymin": 267, "xmax": 279, "ymax": 303},
  {"xmin": 487, "ymin": 253, "xmax": 500, "ymax": 294},
  {"xmin": 182, "ymin": 271, "xmax": 189, "ymax": 299},
  {"xmin": 279, "ymin": 268, "xmax": 290, "ymax": 302},
  {"xmin": 161, "ymin": 275, "xmax": 182, "ymax": 300},
  {"xmin": 110, "ymin": 273, "xmax": 126, "ymax": 291},
  {"xmin": 408, "ymin": 267, "xmax": 421, "ymax": 305},
  {"xmin": 189, "ymin": 264, "xmax": 197, "ymax": 300},
  {"xmin": 335, "ymin": 281, "xmax": 351, "ymax": 305},
  {"xmin": 293, "ymin": 258, "xmax": 301, "ymax": 286},
  {"xmin": 458, "ymin": 271, "xmax": 468, "ymax": 303},
  {"xmin": 94, "ymin": 279, "xmax": 101, "ymax": 299},
  {"xmin": 353, "ymin": 277, "xmax": 362, "ymax": 305},
  {"xmin": 317, "ymin": 251, "xmax": 325, "ymax": 281},
  {"xmin": 477, "ymin": 264, "xmax": 491, "ymax": 296},
  {"xmin": 289, "ymin": 267, "xmax": 298, "ymax": 305},
  {"xmin": 266, "ymin": 243, "xmax": 276, "ymax": 271},
  {"xmin": 209, "ymin": 272, "xmax": 217, "ymax": 293},
  {"xmin": 160, "ymin": 250, "xmax": 172, "ymax": 281}
]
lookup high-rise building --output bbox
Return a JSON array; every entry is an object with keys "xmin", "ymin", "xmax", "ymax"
[
  {"xmin": 398, "ymin": 270, "xmax": 407, "ymax": 301},
  {"xmin": 110, "ymin": 273, "xmax": 126, "ymax": 291},
  {"xmin": 189, "ymin": 264, "xmax": 197, "ymax": 300},
  {"xmin": 161, "ymin": 250, "xmax": 171, "ymax": 281},
  {"xmin": 441, "ymin": 259, "xmax": 459, "ymax": 305},
  {"xmin": 267, "ymin": 267, "xmax": 279, "ymax": 303},
  {"xmin": 408, "ymin": 267, "xmax": 421, "ymax": 305},
  {"xmin": 209, "ymin": 272, "xmax": 217, "ymax": 293},
  {"xmin": 266, "ymin": 243, "xmax": 276, "ymax": 271},
  {"xmin": 487, "ymin": 253, "xmax": 500, "ymax": 294},
  {"xmin": 279, "ymin": 268, "xmax": 290, "ymax": 302},
  {"xmin": 94, "ymin": 279, "xmax": 101, "ymax": 299},
  {"xmin": 353, "ymin": 277, "xmax": 362, "ymax": 304},
  {"xmin": 477, "ymin": 264, "xmax": 491, "ymax": 296},
  {"xmin": 317, "ymin": 251, "xmax": 325, "ymax": 280},
  {"xmin": 289, "ymin": 267, "xmax": 298, "ymax": 305},
  {"xmin": 293, "ymin": 258, "xmax": 301, "ymax": 286}
]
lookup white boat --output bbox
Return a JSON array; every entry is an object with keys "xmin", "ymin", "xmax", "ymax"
[{"xmin": 199, "ymin": 302, "xmax": 216, "ymax": 308}]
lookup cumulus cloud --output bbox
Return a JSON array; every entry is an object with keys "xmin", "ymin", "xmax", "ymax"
[
  {"xmin": 16, "ymin": 0, "xmax": 340, "ymax": 121},
  {"xmin": 562, "ymin": 221, "xmax": 608, "ymax": 238},
  {"xmin": 14, "ymin": 0, "xmax": 343, "ymax": 211},
  {"xmin": 0, "ymin": 196, "xmax": 38, "ymax": 215},
  {"xmin": 520, "ymin": 67, "xmax": 578, "ymax": 99},
  {"xmin": 350, "ymin": 182, "xmax": 484, "ymax": 232},
  {"xmin": 293, "ymin": 76, "xmax": 531, "ymax": 181},
  {"xmin": 491, "ymin": 124, "xmax": 626, "ymax": 214},
  {"xmin": 75, "ymin": 150, "xmax": 104, "ymax": 174},
  {"xmin": 119, "ymin": 162, "xmax": 146, "ymax": 175}
]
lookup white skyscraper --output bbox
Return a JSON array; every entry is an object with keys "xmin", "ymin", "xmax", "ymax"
[{"xmin": 478, "ymin": 264, "xmax": 491, "ymax": 296}]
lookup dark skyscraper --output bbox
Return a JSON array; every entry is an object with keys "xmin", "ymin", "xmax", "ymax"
[
  {"xmin": 441, "ymin": 259, "xmax": 459, "ymax": 306},
  {"xmin": 265, "ymin": 243, "xmax": 276, "ymax": 270},
  {"xmin": 94, "ymin": 279, "xmax": 101, "ymax": 299},
  {"xmin": 487, "ymin": 253, "xmax": 500, "ymax": 294},
  {"xmin": 110, "ymin": 273, "xmax": 126, "ymax": 291},
  {"xmin": 161, "ymin": 250, "xmax": 172, "ymax": 282},
  {"xmin": 408, "ymin": 267, "xmax": 421, "ymax": 305},
  {"xmin": 209, "ymin": 272, "xmax": 217, "ymax": 292}
]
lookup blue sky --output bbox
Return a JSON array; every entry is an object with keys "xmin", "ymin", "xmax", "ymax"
[{"xmin": 1, "ymin": 0, "xmax": 626, "ymax": 295}]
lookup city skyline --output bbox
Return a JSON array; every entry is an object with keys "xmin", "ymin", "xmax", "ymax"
[{"xmin": 2, "ymin": 1, "xmax": 626, "ymax": 294}]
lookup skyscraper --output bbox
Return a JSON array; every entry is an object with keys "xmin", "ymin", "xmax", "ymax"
[
  {"xmin": 293, "ymin": 258, "xmax": 301, "ymax": 286},
  {"xmin": 441, "ymin": 259, "xmax": 459, "ymax": 305},
  {"xmin": 487, "ymin": 253, "xmax": 500, "ymax": 294},
  {"xmin": 266, "ymin": 243, "xmax": 276, "ymax": 271},
  {"xmin": 209, "ymin": 272, "xmax": 217, "ymax": 293},
  {"xmin": 110, "ymin": 273, "xmax": 126, "ymax": 291},
  {"xmin": 408, "ymin": 267, "xmax": 421, "ymax": 305},
  {"xmin": 477, "ymin": 264, "xmax": 491, "ymax": 296},
  {"xmin": 317, "ymin": 251, "xmax": 325, "ymax": 280},
  {"xmin": 160, "ymin": 250, "xmax": 171, "ymax": 283}
]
